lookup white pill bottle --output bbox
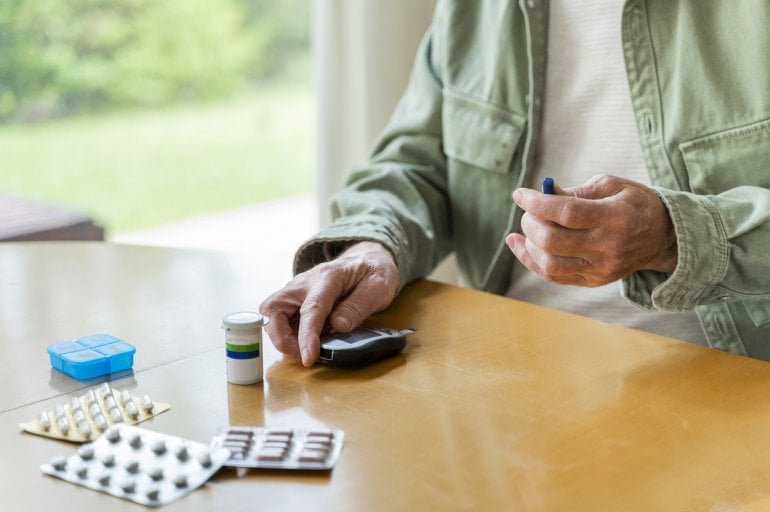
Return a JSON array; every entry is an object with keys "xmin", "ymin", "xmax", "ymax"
[{"xmin": 222, "ymin": 311, "xmax": 268, "ymax": 385}]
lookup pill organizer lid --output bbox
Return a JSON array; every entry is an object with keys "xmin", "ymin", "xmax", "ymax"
[{"xmin": 222, "ymin": 311, "xmax": 268, "ymax": 332}]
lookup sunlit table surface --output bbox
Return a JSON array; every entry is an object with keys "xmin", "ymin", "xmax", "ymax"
[{"xmin": 3, "ymin": 242, "xmax": 770, "ymax": 511}]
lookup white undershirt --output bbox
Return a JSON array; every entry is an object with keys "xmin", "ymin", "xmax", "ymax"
[{"xmin": 505, "ymin": 0, "xmax": 706, "ymax": 345}]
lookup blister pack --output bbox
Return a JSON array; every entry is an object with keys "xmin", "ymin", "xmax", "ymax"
[
  {"xmin": 41, "ymin": 424, "xmax": 230, "ymax": 507},
  {"xmin": 213, "ymin": 426, "xmax": 344, "ymax": 470},
  {"xmin": 20, "ymin": 383, "xmax": 170, "ymax": 442}
]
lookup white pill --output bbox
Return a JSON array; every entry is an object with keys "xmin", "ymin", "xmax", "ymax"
[
  {"xmin": 105, "ymin": 426, "xmax": 121, "ymax": 443},
  {"xmin": 88, "ymin": 402, "xmax": 102, "ymax": 417},
  {"xmin": 148, "ymin": 466, "xmax": 164, "ymax": 481},
  {"xmin": 54, "ymin": 405, "xmax": 66, "ymax": 420},
  {"xmin": 97, "ymin": 472, "xmax": 111, "ymax": 486},
  {"xmin": 51, "ymin": 456, "xmax": 67, "ymax": 471},
  {"xmin": 102, "ymin": 453, "xmax": 115, "ymax": 467},
  {"xmin": 99, "ymin": 383, "xmax": 112, "ymax": 397},
  {"xmin": 128, "ymin": 433, "xmax": 143, "ymax": 449},
  {"xmin": 146, "ymin": 487, "xmax": 160, "ymax": 501},
  {"xmin": 78, "ymin": 444, "xmax": 95, "ymax": 460},
  {"xmin": 104, "ymin": 395, "xmax": 117, "ymax": 411},
  {"xmin": 57, "ymin": 416, "xmax": 70, "ymax": 434},
  {"xmin": 121, "ymin": 479, "xmax": 136, "ymax": 493},
  {"xmin": 173, "ymin": 474, "xmax": 188, "ymax": 488},
  {"xmin": 125, "ymin": 400, "xmax": 139, "ymax": 419},
  {"xmin": 198, "ymin": 452, "xmax": 212, "ymax": 468},
  {"xmin": 109, "ymin": 407, "xmax": 123, "ymax": 423},
  {"xmin": 151, "ymin": 439, "xmax": 167, "ymax": 455},
  {"xmin": 37, "ymin": 412, "xmax": 51, "ymax": 431},
  {"xmin": 69, "ymin": 397, "xmax": 82, "ymax": 412},
  {"xmin": 142, "ymin": 395, "xmax": 154, "ymax": 413},
  {"xmin": 77, "ymin": 420, "xmax": 92, "ymax": 438},
  {"xmin": 119, "ymin": 389, "xmax": 131, "ymax": 404},
  {"xmin": 85, "ymin": 390, "xmax": 97, "ymax": 404},
  {"xmin": 75, "ymin": 465, "xmax": 88, "ymax": 479},
  {"xmin": 176, "ymin": 444, "xmax": 189, "ymax": 462},
  {"xmin": 125, "ymin": 460, "xmax": 140, "ymax": 474},
  {"xmin": 93, "ymin": 414, "xmax": 108, "ymax": 432},
  {"xmin": 73, "ymin": 409, "xmax": 86, "ymax": 424}
]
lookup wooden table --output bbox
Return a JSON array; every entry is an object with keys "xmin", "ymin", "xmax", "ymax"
[{"xmin": 3, "ymin": 242, "xmax": 770, "ymax": 511}]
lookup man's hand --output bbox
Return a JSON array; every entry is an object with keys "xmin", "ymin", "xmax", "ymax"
[
  {"xmin": 259, "ymin": 241, "xmax": 399, "ymax": 367},
  {"xmin": 506, "ymin": 174, "xmax": 678, "ymax": 287}
]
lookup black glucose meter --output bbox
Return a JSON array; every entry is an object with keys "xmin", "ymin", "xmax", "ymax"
[{"xmin": 318, "ymin": 327, "xmax": 415, "ymax": 367}]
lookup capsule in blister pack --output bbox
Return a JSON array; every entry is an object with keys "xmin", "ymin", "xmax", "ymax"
[
  {"xmin": 41, "ymin": 424, "xmax": 230, "ymax": 507},
  {"xmin": 20, "ymin": 383, "xmax": 170, "ymax": 443},
  {"xmin": 212, "ymin": 426, "xmax": 344, "ymax": 470}
]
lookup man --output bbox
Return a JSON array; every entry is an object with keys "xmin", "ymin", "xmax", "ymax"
[{"xmin": 260, "ymin": 0, "xmax": 770, "ymax": 366}]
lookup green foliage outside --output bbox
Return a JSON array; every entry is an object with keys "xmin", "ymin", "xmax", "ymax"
[
  {"xmin": 0, "ymin": 0, "xmax": 309, "ymax": 122},
  {"xmin": 0, "ymin": 0, "xmax": 314, "ymax": 234},
  {"xmin": 0, "ymin": 82, "xmax": 315, "ymax": 234}
]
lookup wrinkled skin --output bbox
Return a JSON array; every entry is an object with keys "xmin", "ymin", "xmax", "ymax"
[
  {"xmin": 259, "ymin": 242, "xmax": 399, "ymax": 366},
  {"xmin": 260, "ymin": 175, "xmax": 677, "ymax": 366},
  {"xmin": 506, "ymin": 174, "xmax": 678, "ymax": 287}
]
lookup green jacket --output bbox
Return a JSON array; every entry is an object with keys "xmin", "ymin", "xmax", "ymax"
[{"xmin": 296, "ymin": 0, "xmax": 770, "ymax": 360}]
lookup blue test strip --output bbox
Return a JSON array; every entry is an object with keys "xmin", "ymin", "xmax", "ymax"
[{"xmin": 541, "ymin": 177, "xmax": 555, "ymax": 195}]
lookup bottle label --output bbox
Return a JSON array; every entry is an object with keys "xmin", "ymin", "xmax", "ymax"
[{"xmin": 225, "ymin": 341, "xmax": 260, "ymax": 359}]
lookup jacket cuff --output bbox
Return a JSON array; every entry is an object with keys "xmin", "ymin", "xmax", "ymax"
[
  {"xmin": 293, "ymin": 215, "xmax": 412, "ymax": 292},
  {"xmin": 623, "ymin": 188, "xmax": 729, "ymax": 311}
]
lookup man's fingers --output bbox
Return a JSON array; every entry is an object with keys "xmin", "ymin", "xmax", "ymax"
[
  {"xmin": 507, "ymin": 232, "xmax": 596, "ymax": 286},
  {"xmin": 259, "ymin": 286, "xmax": 308, "ymax": 359},
  {"xmin": 296, "ymin": 287, "xmax": 339, "ymax": 366},
  {"xmin": 261, "ymin": 310, "xmax": 301, "ymax": 360},
  {"xmin": 328, "ymin": 278, "xmax": 394, "ymax": 333},
  {"xmin": 568, "ymin": 174, "xmax": 626, "ymax": 200},
  {"xmin": 513, "ymin": 188, "xmax": 603, "ymax": 229},
  {"xmin": 510, "ymin": 175, "xmax": 677, "ymax": 285},
  {"xmin": 519, "ymin": 211, "xmax": 608, "ymax": 259},
  {"xmin": 258, "ymin": 241, "xmax": 400, "ymax": 368}
]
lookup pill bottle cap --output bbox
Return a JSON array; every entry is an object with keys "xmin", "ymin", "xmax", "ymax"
[{"xmin": 222, "ymin": 311, "xmax": 268, "ymax": 333}]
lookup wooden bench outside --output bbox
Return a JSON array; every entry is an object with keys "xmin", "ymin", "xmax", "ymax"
[{"xmin": 0, "ymin": 194, "xmax": 104, "ymax": 242}]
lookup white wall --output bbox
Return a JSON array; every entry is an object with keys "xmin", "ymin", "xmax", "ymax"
[{"xmin": 311, "ymin": 0, "xmax": 437, "ymax": 227}]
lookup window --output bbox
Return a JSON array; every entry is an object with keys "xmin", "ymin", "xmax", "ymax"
[{"xmin": 0, "ymin": 0, "xmax": 314, "ymax": 242}]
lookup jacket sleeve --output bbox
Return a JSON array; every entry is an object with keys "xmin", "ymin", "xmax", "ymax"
[{"xmin": 294, "ymin": 15, "xmax": 452, "ymax": 293}]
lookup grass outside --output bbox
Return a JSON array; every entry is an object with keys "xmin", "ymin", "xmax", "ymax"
[{"xmin": 0, "ymin": 82, "xmax": 315, "ymax": 235}]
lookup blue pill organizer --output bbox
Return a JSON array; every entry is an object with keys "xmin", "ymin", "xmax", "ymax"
[{"xmin": 47, "ymin": 334, "xmax": 136, "ymax": 380}]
